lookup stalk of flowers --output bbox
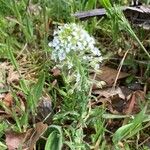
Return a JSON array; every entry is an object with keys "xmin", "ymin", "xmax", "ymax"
[{"xmin": 48, "ymin": 23, "xmax": 103, "ymax": 91}]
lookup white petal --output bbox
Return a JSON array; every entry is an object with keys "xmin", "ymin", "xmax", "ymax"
[{"xmin": 48, "ymin": 42, "xmax": 52, "ymax": 47}]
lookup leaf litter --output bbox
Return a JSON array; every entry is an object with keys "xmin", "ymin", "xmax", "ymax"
[
  {"xmin": 0, "ymin": 59, "xmax": 148, "ymax": 149},
  {"xmin": 0, "ymin": 62, "xmax": 51, "ymax": 149},
  {"xmin": 5, "ymin": 122, "xmax": 47, "ymax": 150}
]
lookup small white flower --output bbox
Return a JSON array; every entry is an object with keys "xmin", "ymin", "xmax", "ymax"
[
  {"xmin": 55, "ymin": 45, "xmax": 60, "ymax": 50},
  {"xmin": 72, "ymin": 46, "xmax": 77, "ymax": 51},
  {"xmin": 82, "ymin": 41, "xmax": 87, "ymax": 47},
  {"xmin": 68, "ymin": 62, "xmax": 73, "ymax": 69},
  {"xmin": 92, "ymin": 47, "xmax": 101, "ymax": 56},
  {"xmin": 66, "ymin": 47, "xmax": 70, "ymax": 53},
  {"xmin": 90, "ymin": 37, "xmax": 95, "ymax": 44},
  {"xmin": 48, "ymin": 42, "xmax": 52, "ymax": 47},
  {"xmin": 58, "ymin": 49, "xmax": 66, "ymax": 61},
  {"xmin": 83, "ymin": 56, "xmax": 87, "ymax": 60},
  {"xmin": 99, "ymin": 56, "xmax": 103, "ymax": 62},
  {"xmin": 76, "ymin": 72, "xmax": 81, "ymax": 83},
  {"xmin": 58, "ymin": 26, "xmax": 63, "ymax": 30},
  {"xmin": 94, "ymin": 64, "xmax": 100, "ymax": 70},
  {"xmin": 53, "ymin": 38, "xmax": 60, "ymax": 47},
  {"xmin": 51, "ymin": 51, "xmax": 57, "ymax": 61},
  {"xmin": 53, "ymin": 30, "xmax": 58, "ymax": 35},
  {"xmin": 77, "ymin": 42, "xmax": 83, "ymax": 50},
  {"xmin": 67, "ymin": 36, "xmax": 71, "ymax": 41}
]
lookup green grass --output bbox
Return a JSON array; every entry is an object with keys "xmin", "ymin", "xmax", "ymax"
[{"xmin": 0, "ymin": 0, "xmax": 150, "ymax": 149}]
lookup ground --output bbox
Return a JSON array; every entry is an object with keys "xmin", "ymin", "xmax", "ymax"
[{"xmin": 0, "ymin": 0, "xmax": 150, "ymax": 150}]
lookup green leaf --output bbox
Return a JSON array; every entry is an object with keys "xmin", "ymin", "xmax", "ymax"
[
  {"xmin": 32, "ymin": 72, "xmax": 45, "ymax": 103},
  {"xmin": 19, "ymin": 79, "xmax": 29, "ymax": 94},
  {"xmin": 0, "ymin": 141, "xmax": 7, "ymax": 150},
  {"xmin": 45, "ymin": 125, "xmax": 63, "ymax": 150},
  {"xmin": 7, "ymin": 39, "xmax": 19, "ymax": 72},
  {"xmin": 85, "ymin": 0, "xmax": 97, "ymax": 10},
  {"xmin": 113, "ymin": 107, "xmax": 147, "ymax": 144},
  {"xmin": 26, "ymin": 72, "xmax": 45, "ymax": 111},
  {"xmin": 99, "ymin": 0, "xmax": 112, "ymax": 9}
]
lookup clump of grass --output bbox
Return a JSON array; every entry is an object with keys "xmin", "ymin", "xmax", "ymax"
[{"xmin": 100, "ymin": 0, "xmax": 150, "ymax": 58}]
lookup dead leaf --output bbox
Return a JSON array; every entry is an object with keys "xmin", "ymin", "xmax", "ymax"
[
  {"xmin": 36, "ymin": 97, "xmax": 52, "ymax": 124},
  {"xmin": 93, "ymin": 87, "xmax": 128, "ymax": 114},
  {"xmin": 0, "ymin": 62, "xmax": 7, "ymax": 88},
  {"xmin": 0, "ymin": 62, "xmax": 20, "ymax": 85},
  {"xmin": 28, "ymin": 122, "xmax": 48, "ymax": 150},
  {"xmin": 123, "ymin": 90, "xmax": 145, "ymax": 115},
  {"xmin": 16, "ymin": 92, "xmax": 26, "ymax": 111},
  {"xmin": 6, "ymin": 122, "xmax": 48, "ymax": 150},
  {"xmin": 2, "ymin": 92, "xmax": 26, "ymax": 117},
  {"xmin": 0, "ymin": 93, "xmax": 6, "ymax": 99},
  {"xmin": 52, "ymin": 79, "xmax": 57, "ymax": 86},
  {"xmin": 110, "ymin": 95, "xmax": 126, "ymax": 113},
  {"xmin": 0, "ymin": 62, "xmax": 10, "ymax": 70},
  {"xmin": 93, "ymin": 87, "xmax": 125, "ymax": 99},
  {"xmin": 91, "ymin": 97, "xmax": 109, "ymax": 107},
  {"xmin": 27, "ymin": 3, "xmax": 41, "ymax": 15},
  {"xmin": 94, "ymin": 66, "xmax": 129, "ymax": 86},
  {"xmin": 5, "ymin": 132, "xmax": 27, "ymax": 150},
  {"xmin": 0, "ymin": 109, "xmax": 11, "ymax": 120},
  {"xmin": 3, "ymin": 93, "xmax": 13, "ymax": 107},
  {"xmin": 125, "ymin": 93, "xmax": 136, "ymax": 115},
  {"xmin": 51, "ymin": 67, "xmax": 61, "ymax": 77},
  {"xmin": 7, "ymin": 68, "xmax": 20, "ymax": 84},
  {"xmin": 120, "ymin": 86, "xmax": 132, "ymax": 99}
]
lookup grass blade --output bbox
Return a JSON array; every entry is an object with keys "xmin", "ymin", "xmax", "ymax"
[{"xmin": 45, "ymin": 125, "xmax": 63, "ymax": 150}]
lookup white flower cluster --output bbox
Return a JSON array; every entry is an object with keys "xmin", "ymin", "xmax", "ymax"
[{"xmin": 48, "ymin": 23, "xmax": 103, "ymax": 70}]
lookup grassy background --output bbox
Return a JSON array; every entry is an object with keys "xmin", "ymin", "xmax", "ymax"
[{"xmin": 0, "ymin": 0, "xmax": 150, "ymax": 149}]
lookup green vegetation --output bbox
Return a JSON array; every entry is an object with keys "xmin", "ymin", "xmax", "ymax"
[{"xmin": 0, "ymin": 0, "xmax": 150, "ymax": 149}]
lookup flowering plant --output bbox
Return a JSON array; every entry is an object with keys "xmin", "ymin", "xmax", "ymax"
[{"xmin": 48, "ymin": 23, "xmax": 103, "ymax": 91}]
